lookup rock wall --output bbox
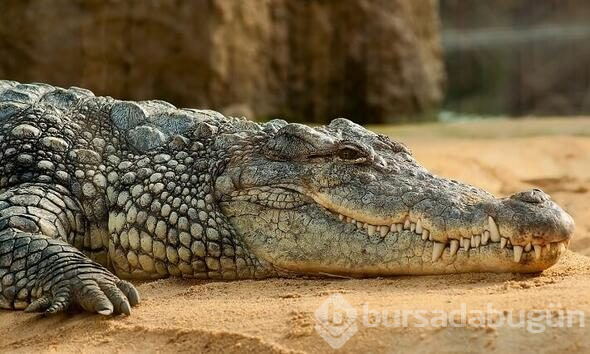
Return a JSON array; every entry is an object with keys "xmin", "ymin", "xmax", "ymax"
[{"xmin": 0, "ymin": 0, "xmax": 444, "ymax": 123}]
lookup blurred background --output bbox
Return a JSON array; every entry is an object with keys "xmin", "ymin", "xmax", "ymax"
[
  {"xmin": 1, "ymin": 0, "xmax": 588, "ymax": 124},
  {"xmin": 442, "ymin": 0, "xmax": 590, "ymax": 118}
]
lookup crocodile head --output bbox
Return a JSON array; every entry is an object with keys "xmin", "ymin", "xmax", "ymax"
[{"xmin": 217, "ymin": 118, "xmax": 575, "ymax": 276}]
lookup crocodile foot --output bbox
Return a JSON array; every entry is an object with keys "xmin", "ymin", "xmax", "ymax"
[{"xmin": 25, "ymin": 265, "xmax": 140, "ymax": 316}]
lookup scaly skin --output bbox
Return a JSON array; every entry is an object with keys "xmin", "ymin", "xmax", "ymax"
[{"xmin": 0, "ymin": 81, "xmax": 575, "ymax": 315}]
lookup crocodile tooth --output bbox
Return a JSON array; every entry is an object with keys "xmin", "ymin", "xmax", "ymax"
[
  {"xmin": 403, "ymin": 219, "xmax": 411, "ymax": 230},
  {"xmin": 356, "ymin": 221, "xmax": 363, "ymax": 229},
  {"xmin": 488, "ymin": 216, "xmax": 500, "ymax": 242},
  {"xmin": 482, "ymin": 231, "xmax": 490, "ymax": 245},
  {"xmin": 470, "ymin": 237, "xmax": 477, "ymax": 248},
  {"xmin": 513, "ymin": 245, "xmax": 523, "ymax": 262},
  {"xmin": 474, "ymin": 235, "xmax": 481, "ymax": 248},
  {"xmin": 396, "ymin": 223, "xmax": 403, "ymax": 232},
  {"xmin": 349, "ymin": 218, "xmax": 355, "ymax": 224},
  {"xmin": 463, "ymin": 238, "xmax": 470, "ymax": 251},
  {"xmin": 450, "ymin": 240, "xmax": 459, "ymax": 256},
  {"xmin": 415, "ymin": 220, "xmax": 423, "ymax": 234},
  {"xmin": 390, "ymin": 224, "xmax": 396, "ymax": 232},
  {"xmin": 534, "ymin": 245, "xmax": 542, "ymax": 259},
  {"xmin": 500, "ymin": 237, "xmax": 508, "ymax": 249},
  {"xmin": 380, "ymin": 225, "xmax": 389, "ymax": 237},
  {"xmin": 558, "ymin": 242, "xmax": 566, "ymax": 253},
  {"xmin": 524, "ymin": 243, "xmax": 532, "ymax": 252},
  {"xmin": 432, "ymin": 242, "xmax": 445, "ymax": 262},
  {"xmin": 421, "ymin": 229, "xmax": 429, "ymax": 241},
  {"xmin": 545, "ymin": 244, "xmax": 551, "ymax": 251},
  {"xmin": 410, "ymin": 223, "xmax": 416, "ymax": 232},
  {"xmin": 367, "ymin": 224, "xmax": 376, "ymax": 236},
  {"xmin": 338, "ymin": 214, "xmax": 344, "ymax": 221}
]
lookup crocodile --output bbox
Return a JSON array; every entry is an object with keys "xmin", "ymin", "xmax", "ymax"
[{"xmin": 0, "ymin": 80, "xmax": 574, "ymax": 316}]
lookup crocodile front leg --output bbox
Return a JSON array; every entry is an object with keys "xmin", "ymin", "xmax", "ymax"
[{"xmin": 0, "ymin": 184, "xmax": 139, "ymax": 315}]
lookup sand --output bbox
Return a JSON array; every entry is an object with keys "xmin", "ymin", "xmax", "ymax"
[{"xmin": 1, "ymin": 118, "xmax": 589, "ymax": 353}]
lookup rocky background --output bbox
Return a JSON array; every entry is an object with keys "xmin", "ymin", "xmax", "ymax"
[{"xmin": 0, "ymin": 0, "xmax": 444, "ymax": 124}]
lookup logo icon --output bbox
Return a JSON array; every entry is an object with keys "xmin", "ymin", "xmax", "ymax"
[{"xmin": 314, "ymin": 293, "xmax": 358, "ymax": 349}]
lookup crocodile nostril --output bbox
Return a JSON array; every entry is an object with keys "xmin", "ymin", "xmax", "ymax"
[{"xmin": 511, "ymin": 189, "xmax": 550, "ymax": 204}]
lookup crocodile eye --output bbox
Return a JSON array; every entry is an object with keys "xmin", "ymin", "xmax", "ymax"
[{"xmin": 336, "ymin": 146, "xmax": 366, "ymax": 162}]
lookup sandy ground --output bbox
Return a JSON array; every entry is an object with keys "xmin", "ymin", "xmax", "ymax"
[{"xmin": 1, "ymin": 118, "xmax": 590, "ymax": 353}]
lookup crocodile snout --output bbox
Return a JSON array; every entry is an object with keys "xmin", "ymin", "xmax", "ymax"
[
  {"xmin": 498, "ymin": 188, "xmax": 575, "ymax": 246},
  {"xmin": 510, "ymin": 188, "xmax": 550, "ymax": 204}
]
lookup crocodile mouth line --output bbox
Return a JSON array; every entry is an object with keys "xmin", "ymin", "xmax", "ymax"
[
  {"xmin": 230, "ymin": 186, "xmax": 569, "ymax": 263},
  {"xmin": 322, "ymin": 206, "xmax": 568, "ymax": 263},
  {"xmin": 311, "ymin": 194, "xmax": 568, "ymax": 264}
]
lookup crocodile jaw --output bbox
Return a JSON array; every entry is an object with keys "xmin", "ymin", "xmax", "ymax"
[{"xmin": 221, "ymin": 185, "xmax": 573, "ymax": 276}]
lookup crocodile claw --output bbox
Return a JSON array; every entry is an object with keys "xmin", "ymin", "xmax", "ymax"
[{"xmin": 25, "ymin": 275, "xmax": 140, "ymax": 316}]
